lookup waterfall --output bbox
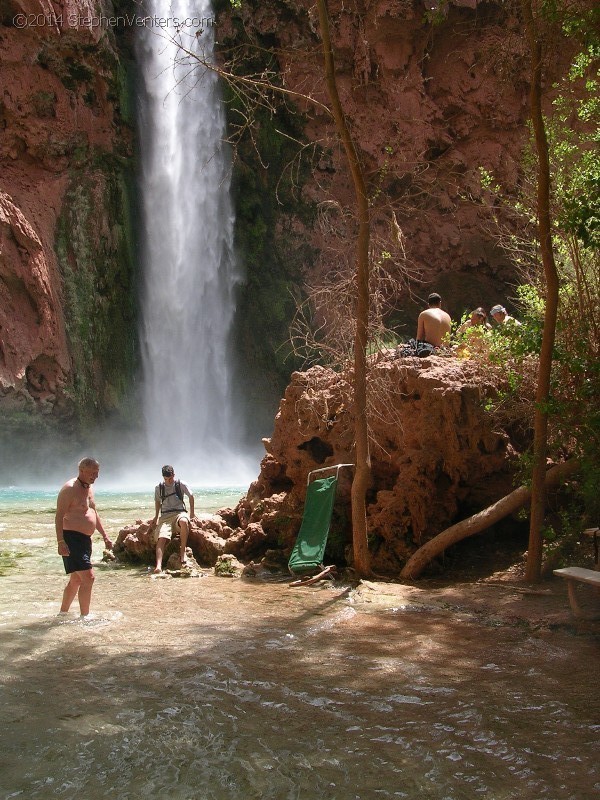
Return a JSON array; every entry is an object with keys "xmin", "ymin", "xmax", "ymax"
[{"xmin": 136, "ymin": 2, "xmax": 253, "ymax": 485}]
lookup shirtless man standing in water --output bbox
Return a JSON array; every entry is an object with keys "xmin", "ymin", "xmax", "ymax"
[
  {"xmin": 416, "ymin": 292, "xmax": 452, "ymax": 348},
  {"xmin": 55, "ymin": 457, "xmax": 112, "ymax": 619}
]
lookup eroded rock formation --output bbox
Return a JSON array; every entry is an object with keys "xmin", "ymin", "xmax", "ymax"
[
  {"xmin": 244, "ymin": 354, "xmax": 517, "ymax": 574},
  {"xmin": 0, "ymin": 191, "xmax": 70, "ymax": 416},
  {"xmin": 0, "ymin": 0, "xmax": 135, "ymax": 435},
  {"xmin": 115, "ymin": 354, "xmax": 520, "ymax": 575}
]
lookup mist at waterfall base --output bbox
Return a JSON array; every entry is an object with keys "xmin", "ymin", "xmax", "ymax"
[{"xmin": 0, "ymin": 424, "xmax": 260, "ymax": 493}]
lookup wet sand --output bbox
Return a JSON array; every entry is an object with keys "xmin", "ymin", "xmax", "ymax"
[{"xmin": 0, "ymin": 564, "xmax": 598, "ymax": 799}]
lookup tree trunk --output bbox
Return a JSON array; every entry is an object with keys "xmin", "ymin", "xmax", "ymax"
[
  {"xmin": 400, "ymin": 460, "xmax": 579, "ymax": 580},
  {"xmin": 521, "ymin": 0, "xmax": 561, "ymax": 582},
  {"xmin": 316, "ymin": 0, "xmax": 371, "ymax": 576}
]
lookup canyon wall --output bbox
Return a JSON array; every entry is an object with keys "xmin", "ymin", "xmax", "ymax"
[
  {"xmin": 0, "ymin": 0, "xmax": 136, "ymax": 448},
  {"xmin": 224, "ymin": 0, "xmax": 570, "ymax": 404}
]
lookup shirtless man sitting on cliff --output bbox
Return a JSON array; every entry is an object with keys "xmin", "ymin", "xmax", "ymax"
[
  {"xmin": 416, "ymin": 292, "xmax": 452, "ymax": 348},
  {"xmin": 56, "ymin": 457, "xmax": 112, "ymax": 619}
]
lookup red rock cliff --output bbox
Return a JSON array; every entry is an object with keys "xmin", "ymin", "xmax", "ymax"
[
  {"xmin": 0, "ymin": 0, "xmax": 134, "ymax": 430},
  {"xmin": 223, "ymin": 0, "xmax": 572, "ymax": 333}
]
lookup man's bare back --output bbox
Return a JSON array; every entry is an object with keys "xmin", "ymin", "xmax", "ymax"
[{"xmin": 416, "ymin": 307, "xmax": 452, "ymax": 348}]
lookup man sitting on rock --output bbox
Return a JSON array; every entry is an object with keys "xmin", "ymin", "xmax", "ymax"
[
  {"xmin": 416, "ymin": 292, "xmax": 453, "ymax": 349},
  {"xmin": 149, "ymin": 465, "xmax": 195, "ymax": 572},
  {"xmin": 396, "ymin": 292, "xmax": 453, "ymax": 358}
]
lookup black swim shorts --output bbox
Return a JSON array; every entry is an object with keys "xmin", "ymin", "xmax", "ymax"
[{"xmin": 62, "ymin": 530, "xmax": 93, "ymax": 574}]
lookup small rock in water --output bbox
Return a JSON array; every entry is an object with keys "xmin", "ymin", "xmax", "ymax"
[
  {"xmin": 165, "ymin": 548, "xmax": 201, "ymax": 576},
  {"xmin": 214, "ymin": 554, "xmax": 244, "ymax": 578}
]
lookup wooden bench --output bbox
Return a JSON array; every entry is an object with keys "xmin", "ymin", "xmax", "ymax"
[{"xmin": 553, "ymin": 567, "xmax": 600, "ymax": 619}]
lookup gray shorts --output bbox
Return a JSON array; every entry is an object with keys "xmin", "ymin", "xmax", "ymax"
[{"xmin": 154, "ymin": 512, "xmax": 190, "ymax": 542}]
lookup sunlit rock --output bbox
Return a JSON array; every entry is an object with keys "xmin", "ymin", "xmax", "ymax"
[
  {"xmin": 214, "ymin": 554, "xmax": 244, "ymax": 578},
  {"xmin": 233, "ymin": 355, "xmax": 520, "ymax": 576}
]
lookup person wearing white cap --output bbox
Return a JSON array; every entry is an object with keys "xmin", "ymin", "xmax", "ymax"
[{"xmin": 490, "ymin": 305, "xmax": 521, "ymax": 326}]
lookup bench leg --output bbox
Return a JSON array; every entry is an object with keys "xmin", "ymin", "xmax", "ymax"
[
  {"xmin": 566, "ymin": 579, "xmax": 585, "ymax": 618},
  {"xmin": 565, "ymin": 579, "xmax": 600, "ymax": 620}
]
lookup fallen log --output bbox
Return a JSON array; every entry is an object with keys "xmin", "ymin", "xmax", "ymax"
[{"xmin": 400, "ymin": 460, "xmax": 580, "ymax": 580}]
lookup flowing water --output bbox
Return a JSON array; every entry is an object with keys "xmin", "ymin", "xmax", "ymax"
[
  {"xmin": 0, "ymin": 490, "xmax": 598, "ymax": 799},
  {"xmin": 136, "ymin": 0, "xmax": 251, "ymax": 485}
]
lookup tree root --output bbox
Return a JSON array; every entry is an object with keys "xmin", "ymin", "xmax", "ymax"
[{"xmin": 400, "ymin": 460, "xmax": 580, "ymax": 580}]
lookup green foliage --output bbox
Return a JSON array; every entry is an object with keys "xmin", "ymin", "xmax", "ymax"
[
  {"xmin": 501, "ymin": 285, "xmax": 544, "ymax": 356},
  {"xmin": 549, "ymin": 40, "xmax": 600, "ymax": 249},
  {"xmin": 478, "ymin": 167, "xmax": 502, "ymax": 195},
  {"xmin": 476, "ymin": 278, "xmax": 599, "ymax": 511},
  {"xmin": 471, "ymin": 13, "xmax": 599, "ymax": 527},
  {"xmin": 453, "ymin": 269, "xmax": 599, "ymax": 519},
  {"xmin": 214, "ymin": 0, "xmax": 242, "ymax": 11},
  {"xmin": 423, "ymin": 1, "xmax": 449, "ymax": 26},
  {"xmin": 539, "ymin": 501, "xmax": 591, "ymax": 571},
  {"xmin": 370, "ymin": 158, "xmax": 392, "ymax": 203},
  {"xmin": 214, "ymin": 558, "xmax": 238, "ymax": 576}
]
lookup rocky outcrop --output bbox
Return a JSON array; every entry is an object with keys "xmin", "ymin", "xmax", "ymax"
[
  {"xmin": 242, "ymin": 354, "xmax": 518, "ymax": 574},
  {"xmin": 0, "ymin": 191, "xmax": 70, "ymax": 416},
  {"xmin": 0, "ymin": 0, "xmax": 135, "ymax": 433},
  {"xmin": 113, "ymin": 512, "xmax": 271, "ymax": 568},
  {"xmin": 115, "ymin": 354, "xmax": 520, "ymax": 575}
]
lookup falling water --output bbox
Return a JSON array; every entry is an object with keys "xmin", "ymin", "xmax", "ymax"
[{"xmin": 136, "ymin": 1, "xmax": 252, "ymax": 485}]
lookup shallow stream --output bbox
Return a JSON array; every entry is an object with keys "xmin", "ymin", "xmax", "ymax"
[{"xmin": 0, "ymin": 490, "xmax": 598, "ymax": 799}]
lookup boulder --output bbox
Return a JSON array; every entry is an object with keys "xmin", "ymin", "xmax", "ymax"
[
  {"xmin": 233, "ymin": 355, "xmax": 519, "ymax": 575},
  {"xmin": 214, "ymin": 554, "xmax": 244, "ymax": 578}
]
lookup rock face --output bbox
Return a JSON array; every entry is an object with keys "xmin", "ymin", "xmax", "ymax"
[
  {"xmin": 222, "ymin": 0, "xmax": 574, "ymax": 367},
  {"xmin": 115, "ymin": 355, "xmax": 519, "ymax": 576},
  {"xmin": 0, "ymin": 191, "xmax": 70, "ymax": 416},
  {"xmin": 0, "ymin": 0, "xmax": 135, "ymax": 436}
]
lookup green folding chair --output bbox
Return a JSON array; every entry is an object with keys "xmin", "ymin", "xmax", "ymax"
[{"xmin": 288, "ymin": 464, "xmax": 353, "ymax": 586}]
